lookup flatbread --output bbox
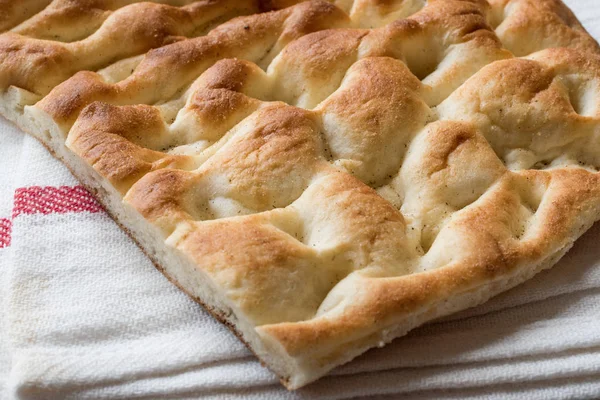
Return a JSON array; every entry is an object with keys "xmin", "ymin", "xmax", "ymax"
[{"xmin": 1, "ymin": 0, "xmax": 600, "ymax": 389}]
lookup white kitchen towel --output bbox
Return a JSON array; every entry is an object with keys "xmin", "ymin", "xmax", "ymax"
[{"xmin": 2, "ymin": 0, "xmax": 600, "ymax": 399}]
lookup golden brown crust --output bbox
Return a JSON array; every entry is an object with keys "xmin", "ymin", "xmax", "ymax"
[
  {"xmin": 11, "ymin": 1, "xmax": 234, "ymax": 41},
  {"xmin": 27, "ymin": 0, "xmax": 512, "ymax": 129},
  {"xmin": 259, "ymin": 166, "xmax": 600, "ymax": 358},
  {"xmin": 125, "ymin": 103, "xmax": 329, "ymax": 228},
  {"xmin": 489, "ymin": 0, "xmax": 600, "ymax": 56},
  {"xmin": 0, "ymin": 0, "xmax": 273, "ymax": 95},
  {"xmin": 1, "ymin": 0, "xmax": 600, "ymax": 391},
  {"xmin": 0, "ymin": 0, "xmax": 51, "ymax": 32},
  {"xmin": 438, "ymin": 47, "xmax": 600, "ymax": 170},
  {"xmin": 67, "ymin": 102, "xmax": 196, "ymax": 193},
  {"xmin": 30, "ymin": 0, "xmax": 350, "ymax": 128}
]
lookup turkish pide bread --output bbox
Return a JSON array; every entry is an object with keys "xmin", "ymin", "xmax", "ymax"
[{"xmin": 1, "ymin": 0, "xmax": 600, "ymax": 390}]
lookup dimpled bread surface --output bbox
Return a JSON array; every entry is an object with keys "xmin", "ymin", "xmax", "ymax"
[{"xmin": 1, "ymin": 0, "xmax": 600, "ymax": 390}]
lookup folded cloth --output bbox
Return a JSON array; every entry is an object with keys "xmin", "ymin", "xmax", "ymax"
[{"xmin": 2, "ymin": 1, "xmax": 600, "ymax": 398}]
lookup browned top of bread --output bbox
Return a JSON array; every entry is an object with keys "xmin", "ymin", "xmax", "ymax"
[{"xmin": 1, "ymin": 0, "xmax": 600, "ymax": 390}]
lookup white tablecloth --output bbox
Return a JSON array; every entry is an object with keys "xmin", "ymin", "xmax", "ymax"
[{"xmin": 1, "ymin": 1, "xmax": 600, "ymax": 398}]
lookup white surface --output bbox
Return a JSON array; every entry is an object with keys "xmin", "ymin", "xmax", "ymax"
[{"xmin": 1, "ymin": 0, "xmax": 600, "ymax": 398}]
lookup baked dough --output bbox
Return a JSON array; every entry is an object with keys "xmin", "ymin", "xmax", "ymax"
[{"xmin": 1, "ymin": 0, "xmax": 600, "ymax": 389}]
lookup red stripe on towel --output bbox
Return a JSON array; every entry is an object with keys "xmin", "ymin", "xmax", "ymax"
[
  {"xmin": 0, "ymin": 186, "xmax": 104, "ymax": 248},
  {"xmin": 12, "ymin": 186, "xmax": 103, "ymax": 218},
  {"xmin": 0, "ymin": 218, "xmax": 11, "ymax": 248}
]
